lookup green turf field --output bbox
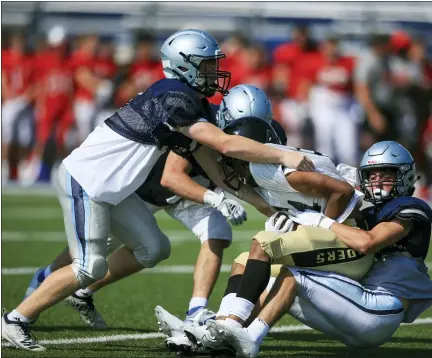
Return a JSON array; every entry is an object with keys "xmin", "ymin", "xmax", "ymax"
[{"xmin": 2, "ymin": 191, "xmax": 432, "ymax": 357}]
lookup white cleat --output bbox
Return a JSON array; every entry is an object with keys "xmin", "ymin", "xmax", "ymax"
[
  {"xmin": 184, "ymin": 307, "xmax": 216, "ymax": 326},
  {"xmin": 66, "ymin": 294, "xmax": 107, "ymax": 330},
  {"xmin": 206, "ymin": 320, "xmax": 260, "ymax": 358},
  {"xmin": 1, "ymin": 311, "xmax": 46, "ymax": 351},
  {"xmin": 183, "ymin": 324, "xmax": 227, "ymax": 353},
  {"xmin": 155, "ymin": 305, "xmax": 194, "ymax": 354}
]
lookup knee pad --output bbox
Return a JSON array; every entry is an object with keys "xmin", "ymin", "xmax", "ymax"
[
  {"xmin": 133, "ymin": 234, "xmax": 171, "ymax": 268},
  {"xmin": 73, "ymin": 257, "xmax": 108, "ymax": 288}
]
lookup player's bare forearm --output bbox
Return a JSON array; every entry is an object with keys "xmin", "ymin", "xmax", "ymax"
[
  {"xmin": 354, "ymin": 83, "xmax": 379, "ymax": 116},
  {"xmin": 238, "ymin": 185, "xmax": 276, "ymax": 217},
  {"xmin": 160, "ymin": 151, "xmax": 207, "ymax": 204},
  {"xmin": 287, "ymin": 171, "xmax": 354, "ymax": 219},
  {"xmin": 184, "ymin": 122, "xmax": 314, "ymax": 170},
  {"xmin": 330, "ymin": 220, "xmax": 411, "ymax": 254}
]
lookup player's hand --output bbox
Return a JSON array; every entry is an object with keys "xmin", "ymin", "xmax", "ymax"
[
  {"xmin": 265, "ymin": 212, "xmax": 294, "ymax": 233},
  {"xmin": 203, "ymin": 190, "xmax": 247, "ymax": 226},
  {"xmin": 217, "ymin": 199, "xmax": 247, "ymax": 226},
  {"xmin": 287, "ymin": 209, "xmax": 335, "ymax": 229},
  {"xmin": 282, "ymin": 152, "xmax": 315, "ymax": 172}
]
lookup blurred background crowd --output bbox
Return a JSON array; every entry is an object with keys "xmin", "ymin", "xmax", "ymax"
[{"xmin": 1, "ymin": 2, "xmax": 432, "ymax": 201}]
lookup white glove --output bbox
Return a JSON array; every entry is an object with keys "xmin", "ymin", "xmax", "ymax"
[
  {"xmin": 265, "ymin": 212, "xmax": 294, "ymax": 233},
  {"xmin": 287, "ymin": 209, "xmax": 335, "ymax": 229},
  {"xmin": 203, "ymin": 190, "xmax": 247, "ymax": 226}
]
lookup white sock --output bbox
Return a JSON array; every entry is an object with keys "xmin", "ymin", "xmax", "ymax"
[
  {"xmin": 228, "ymin": 297, "xmax": 255, "ymax": 322},
  {"xmin": 247, "ymin": 318, "xmax": 270, "ymax": 344},
  {"xmin": 7, "ymin": 309, "xmax": 30, "ymax": 323},
  {"xmin": 216, "ymin": 293, "xmax": 236, "ymax": 317},
  {"xmin": 75, "ymin": 288, "xmax": 94, "ymax": 298},
  {"xmin": 224, "ymin": 317, "xmax": 243, "ymax": 329},
  {"xmin": 43, "ymin": 265, "xmax": 52, "ymax": 279},
  {"xmin": 188, "ymin": 297, "xmax": 208, "ymax": 313}
]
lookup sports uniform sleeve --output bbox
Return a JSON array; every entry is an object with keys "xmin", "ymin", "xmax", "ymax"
[
  {"xmin": 378, "ymin": 197, "xmax": 432, "ymax": 223},
  {"xmin": 158, "ymin": 88, "xmax": 205, "ymax": 129}
]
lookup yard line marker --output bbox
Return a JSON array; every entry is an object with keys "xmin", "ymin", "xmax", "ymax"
[
  {"xmin": 3, "ymin": 263, "xmax": 432, "ymax": 276},
  {"xmin": 2, "ymin": 318, "xmax": 431, "ymax": 347}
]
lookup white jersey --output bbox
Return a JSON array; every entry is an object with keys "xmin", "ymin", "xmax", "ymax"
[
  {"xmin": 63, "ymin": 123, "xmax": 165, "ymax": 205},
  {"xmin": 250, "ymin": 144, "xmax": 363, "ymax": 222}
]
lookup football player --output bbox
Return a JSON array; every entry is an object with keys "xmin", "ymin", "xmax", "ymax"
[
  {"xmin": 200, "ymin": 142, "xmax": 432, "ymax": 357},
  {"xmin": 22, "ymin": 84, "xmax": 276, "ymax": 332},
  {"xmin": 4, "ymin": 28, "xmax": 318, "ymax": 352},
  {"xmin": 155, "ymin": 113, "xmax": 371, "ymax": 353}
]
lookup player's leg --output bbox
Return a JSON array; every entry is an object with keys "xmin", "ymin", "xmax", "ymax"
[
  {"xmin": 165, "ymin": 200, "xmax": 232, "ymax": 323},
  {"xmin": 2, "ymin": 163, "xmax": 111, "ymax": 351},
  {"xmin": 226, "ymin": 225, "xmax": 374, "ymax": 327},
  {"xmin": 67, "ymin": 195, "xmax": 170, "ymax": 328}
]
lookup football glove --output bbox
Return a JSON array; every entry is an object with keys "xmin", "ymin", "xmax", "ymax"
[
  {"xmin": 287, "ymin": 209, "xmax": 335, "ymax": 229},
  {"xmin": 265, "ymin": 212, "xmax": 294, "ymax": 233},
  {"xmin": 204, "ymin": 190, "xmax": 247, "ymax": 226}
]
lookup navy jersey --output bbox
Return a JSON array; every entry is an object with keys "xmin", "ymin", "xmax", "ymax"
[
  {"xmin": 105, "ymin": 79, "xmax": 215, "ymax": 155},
  {"xmin": 360, "ymin": 197, "xmax": 432, "ymax": 259},
  {"xmin": 135, "ymin": 151, "xmax": 212, "ymax": 207}
]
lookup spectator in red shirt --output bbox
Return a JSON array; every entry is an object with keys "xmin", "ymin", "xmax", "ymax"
[
  {"xmin": 69, "ymin": 34, "xmax": 110, "ymax": 144},
  {"xmin": 306, "ymin": 35, "xmax": 360, "ymax": 165},
  {"xmin": 1, "ymin": 31, "xmax": 34, "ymax": 181},
  {"xmin": 241, "ymin": 43, "xmax": 273, "ymax": 92},
  {"xmin": 32, "ymin": 26, "xmax": 73, "ymax": 182}
]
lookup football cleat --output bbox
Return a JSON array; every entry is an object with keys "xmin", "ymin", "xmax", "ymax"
[
  {"xmin": 206, "ymin": 320, "xmax": 259, "ymax": 358},
  {"xmin": 66, "ymin": 294, "xmax": 107, "ymax": 330},
  {"xmin": 1, "ymin": 311, "xmax": 46, "ymax": 351},
  {"xmin": 183, "ymin": 324, "xmax": 227, "ymax": 353},
  {"xmin": 184, "ymin": 307, "xmax": 216, "ymax": 327}
]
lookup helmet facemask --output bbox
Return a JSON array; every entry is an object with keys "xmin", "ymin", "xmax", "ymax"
[
  {"xmin": 219, "ymin": 156, "xmax": 257, "ymax": 192},
  {"xmin": 179, "ymin": 52, "xmax": 230, "ymax": 97},
  {"xmin": 359, "ymin": 164, "xmax": 415, "ymax": 205}
]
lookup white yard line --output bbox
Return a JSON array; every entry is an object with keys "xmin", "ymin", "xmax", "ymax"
[
  {"xmin": 2, "ymin": 318, "xmax": 432, "ymax": 348},
  {"xmin": 1, "ymin": 265, "xmax": 233, "ymax": 276},
  {"xmin": 3, "ymin": 262, "xmax": 432, "ymax": 276},
  {"xmin": 1, "ymin": 230, "xmax": 257, "ymax": 243}
]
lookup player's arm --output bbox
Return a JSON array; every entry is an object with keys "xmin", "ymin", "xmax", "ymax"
[
  {"xmin": 329, "ymin": 219, "xmax": 412, "ymax": 254},
  {"xmin": 286, "ymin": 171, "xmax": 355, "ymax": 219},
  {"xmin": 178, "ymin": 121, "xmax": 314, "ymax": 171},
  {"xmin": 193, "ymin": 145, "xmax": 275, "ymax": 217},
  {"xmin": 160, "ymin": 151, "xmax": 207, "ymax": 204}
]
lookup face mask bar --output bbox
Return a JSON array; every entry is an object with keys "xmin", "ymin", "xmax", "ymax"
[{"xmin": 179, "ymin": 52, "xmax": 231, "ymax": 96}]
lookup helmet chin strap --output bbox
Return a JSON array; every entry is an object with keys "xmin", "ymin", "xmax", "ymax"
[{"xmin": 372, "ymin": 188, "xmax": 390, "ymax": 201}]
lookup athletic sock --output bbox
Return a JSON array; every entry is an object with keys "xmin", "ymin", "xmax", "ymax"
[
  {"xmin": 236, "ymin": 259, "xmax": 271, "ymax": 306},
  {"xmin": 7, "ymin": 310, "xmax": 30, "ymax": 323},
  {"xmin": 228, "ymin": 297, "xmax": 255, "ymax": 322},
  {"xmin": 216, "ymin": 293, "xmax": 236, "ymax": 318},
  {"xmin": 247, "ymin": 318, "xmax": 270, "ymax": 344},
  {"xmin": 224, "ymin": 317, "xmax": 243, "ymax": 329},
  {"xmin": 187, "ymin": 297, "xmax": 208, "ymax": 314},
  {"xmin": 75, "ymin": 288, "xmax": 94, "ymax": 298}
]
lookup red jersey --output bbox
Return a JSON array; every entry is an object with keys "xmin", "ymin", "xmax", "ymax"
[
  {"xmin": 1, "ymin": 49, "xmax": 33, "ymax": 100},
  {"xmin": 306, "ymin": 55, "xmax": 355, "ymax": 94},
  {"xmin": 93, "ymin": 57, "xmax": 117, "ymax": 80},
  {"xmin": 272, "ymin": 42, "xmax": 320, "ymax": 99},
  {"xmin": 129, "ymin": 60, "xmax": 164, "ymax": 92},
  {"xmin": 33, "ymin": 51, "xmax": 72, "ymax": 104},
  {"xmin": 68, "ymin": 51, "xmax": 95, "ymax": 101}
]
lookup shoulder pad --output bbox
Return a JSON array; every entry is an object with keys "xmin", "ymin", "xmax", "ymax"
[{"xmin": 377, "ymin": 197, "xmax": 432, "ymax": 223}]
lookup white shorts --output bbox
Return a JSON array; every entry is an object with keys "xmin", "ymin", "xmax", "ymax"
[
  {"xmin": 285, "ymin": 267, "xmax": 404, "ymax": 348},
  {"xmin": 73, "ymin": 99, "xmax": 97, "ymax": 143},
  {"xmin": 107, "ymin": 197, "xmax": 232, "ymax": 254}
]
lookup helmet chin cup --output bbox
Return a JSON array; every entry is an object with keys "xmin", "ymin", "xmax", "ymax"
[{"xmin": 372, "ymin": 188, "xmax": 390, "ymax": 202}]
